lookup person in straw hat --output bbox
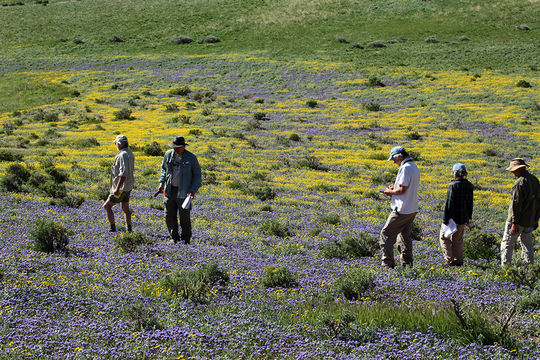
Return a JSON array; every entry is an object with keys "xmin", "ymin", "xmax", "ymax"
[{"xmin": 501, "ymin": 158, "xmax": 540, "ymax": 266}]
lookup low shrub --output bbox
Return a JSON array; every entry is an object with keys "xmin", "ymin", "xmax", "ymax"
[
  {"xmin": 405, "ymin": 131, "xmax": 422, "ymax": 140},
  {"xmin": 370, "ymin": 168, "xmax": 397, "ymax": 184},
  {"xmin": 335, "ymin": 37, "xmax": 349, "ymax": 43},
  {"xmin": 367, "ymin": 40, "xmax": 386, "ymax": 48},
  {"xmin": 289, "ymin": 133, "xmax": 301, "ymax": 141},
  {"xmin": 201, "ymin": 108, "xmax": 212, "ymax": 116},
  {"xmin": 252, "ymin": 185, "xmax": 276, "ymax": 201},
  {"xmin": 188, "ymin": 129, "xmax": 202, "ymax": 136},
  {"xmin": 158, "ymin": 262, "xmax": 229, "ymax": 303},
  {"xmin": 143, "ymin": 141, "xmax": 164, "ymax": 156},
  {"xmin": 319, "ymin": 214, "xmax": 341, "ymax": 225},
  {"xmin": 306, "ymin": 99, "xmax": 318, "ymax": 108},
  {"xmin": 366, "ymin": 76, "xmax": 385, "ymax": 87},
  {"xmin": 169, "ymin": 86, "xmax": 191, "ymax": 96},
  {"xmin": 334, "ymin": 268, "xmax": 376, "ymax": 300},
  {"xmin": 73, "ymin": 137, "xmax": 100, "ymax": 148},
  {"xmin": 425, "ymin": 35, "xmax": 439, "ymax": 43},
  {"xmin": 115, "ymin": 232, "xmax": 153, "ymax": 253},
  {"xmin": 171, "ymin": 115, "xmax": 191, "ymax": 124},
  {"xmin": 164, "ymin": 104, "xmax": 179, "ymax": 112},
  {"xmin": 504, "ymin": 264, "xmax": 540, "ymax": 289},
  {"xmin": 317, "ymin": 310, "xmax": 356, "ymax": 338},
  {"xmin": 259, "ymin": 219, "xmax": 292, "ymax": 238},
  {"xmin": 310, "ymin": 184, "xmax": 339, "ymax": 192},
  {"xmin": 261, "ymin": 265, "xmax": 298, "ymax": 288},
  {"xmin": 55, "ymin": 194, "xmax": 85, "ymax": 208},
  {"xmin": 0, "ymin": 150, "xmax": 23, "ymax": 162},
  {"xmin": 109, "ymin": 35, "xmax": 123, "ymax": 43},
  {"xmin": 113, "ymin": 108, "xmax": 134, "ymax": 120},
  {"xmin": 363, "ymin": 102, "xmax": 381, "ymax": 111},
  {"xmin": 516, "ymin": 24, "xmax": 530, "ymax": 31},
  {"xmin": 171, "ymin": 36, "xmax": 193, "ymax": 44},
  {"xmin": 198, "ymin": 35, "xmax": 220, "ymax": 44},
  {"xmin": 296, "ymin": 155, "xmax": 329, "ymax": 171},
  {"xmin": 40, "ymin": 180, "xmax": 67, "ymax": 199},
  {"xmin": 464, "ymin": 229, "xmax": 498, "ymax": 260},
  {"xmin": 253, "ymin": 112, "xmax": 267, "ymax": 121},
  {"xmin": 0, "ymin": 163, "xmax": 31, "ymax": 192},
  {"xmin": 516, "ymin": 80, "xmax": 532, "ymax": 88},
  {"xmin": 518, "ymin": 290, "xmax": 540, "ymax": 312},
  {"xmin": 122, "ymin": 302, "xmax": 163, "ymax": 331},
  {"xmin": 30, "ymin": 219, "xmax": 71, "ymax": 253},
  {"xmin": 320, "ymin": 234, "xmax": 379, "ymax": 259}
]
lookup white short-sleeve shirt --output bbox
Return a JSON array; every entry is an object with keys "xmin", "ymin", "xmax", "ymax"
[{"xmin": 391, "ymin": 157, "xmax": 420, "ymax": 214}]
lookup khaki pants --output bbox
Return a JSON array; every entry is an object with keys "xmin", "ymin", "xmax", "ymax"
[
  {"xmin": 500, "ymin": 221, "xmax": 535, "ymax": 266},
  {"xmin": 439, "ymin": 224, "xmax": 465, "ymax": 266},
  {"xmin": 379, "ymin": 210, "xmax": 417, "ymax": 268}
]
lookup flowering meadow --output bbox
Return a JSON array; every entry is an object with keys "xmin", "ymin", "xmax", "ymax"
[
  {"xmin": 1, "ymin": 0, "xmax": 540, "ymax": 358},
  {"xmin": 0, "ymin": 52, "xmax": 538, "ymax": 359}
]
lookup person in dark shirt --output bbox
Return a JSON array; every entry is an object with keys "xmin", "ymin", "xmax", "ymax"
[
  {"xmin": 439, "ymin": 163, "xmax": 474, "ymax": 266},
  {"xmin": 501, "ymin": 158, "xmax": 540, "ymax": 266}
]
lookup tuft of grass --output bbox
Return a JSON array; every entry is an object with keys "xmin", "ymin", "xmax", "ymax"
[{"xmin": 261, "ymin": 265, "xmax": 298, "ymax": 288}]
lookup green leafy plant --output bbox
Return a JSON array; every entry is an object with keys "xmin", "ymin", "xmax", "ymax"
[
  {"xmin": 261, "ymin": 265, "xmax": 298, "ymax": 288},
  {"xmin": 333, "ymin": 268, "xmax": 376, "ymax": 300},
  {"xmin": 30, "ymin": 219, "xmax": 71, "ymax": 253}
]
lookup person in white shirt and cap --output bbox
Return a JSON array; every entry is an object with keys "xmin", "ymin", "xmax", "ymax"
[
  {"xmin": 379, "ymin": 146, "xmax": 420, "ymax": 268},
  {"xmin": 103, "ymin": 134, "xmax": 135, "ymax": 232}
]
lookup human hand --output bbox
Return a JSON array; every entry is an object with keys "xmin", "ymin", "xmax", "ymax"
[{"xmin": 510, "ymin": 223, "xmax": 519, "ymax": 236}]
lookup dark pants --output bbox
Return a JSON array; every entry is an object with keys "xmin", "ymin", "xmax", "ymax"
[{"xmin": 164, "ymin": 187, "xmax": 192, "ymax": 244}]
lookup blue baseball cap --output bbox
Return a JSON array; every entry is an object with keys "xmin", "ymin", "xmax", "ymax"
[
  {"xmin": 452, "ymin": 163, "xmax": 466, "ymax": 172},
  {"xmin": 388, "ymin": 146, "xmax": 405, "ymax": 161}
]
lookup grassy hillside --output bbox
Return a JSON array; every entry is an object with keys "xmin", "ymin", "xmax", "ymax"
[{"xmin": 0, "ymin": 0, "xmax": 538, "ymax": 70}]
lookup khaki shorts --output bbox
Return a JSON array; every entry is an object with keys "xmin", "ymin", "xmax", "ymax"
[{"xmin": 107, "ymin": 190, "xmax": 131, "ymax": 204}]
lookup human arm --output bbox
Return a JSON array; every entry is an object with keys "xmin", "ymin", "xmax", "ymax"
[
  {"xmin": 188, "ymin": 155, "xmax": 202, "ymax": 198},
  {"xmin": 382, "ymin": 184, "xmax": 408, "ymax": 196}
]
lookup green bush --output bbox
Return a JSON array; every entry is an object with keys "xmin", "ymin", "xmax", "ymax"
[
  {"xmin": 122, "ymin": 302, "xmax": 163, "ymax": 331},
  {"xmin": 169, "ymin": 86, "xmax": 191, "ymax": 96},
  {"xmin": 334, "ymin": 268, "xmax": 376, "ymax": 300},
  {"xmin": 40, "ymin": 180, "xmax": 67, "ymax": 199},
  {"xmin": 259, "ymin": 219, "xmax": 292, "ymax": 238},
  {"xmin": 296, "ymin": 155, "xmax": 329, "ymax": 171},
  {"xmin": 366, "ymin": 76, "xmax": 385, "ymax": 87},
  {"xmin": 171, "ymin": 36, "xmax": 193, "ymax": 44},
  {"xmin": 363, "ymin": 102, "xmax": 381, "ymax": 111},
  {"xmin": 114, "ymin": 232, "xmax": 153, "ymax": 253},
  {"xmin": 171, "ymin": 115, "xmax": 191, "ymax": 124},
  {"xmin": 158, "ymin": 262, "xmax": 229, "ymax": 303},
  {"xmin": 504, "ymin": 264, "xmax": 540, "ymax": 289},
  {"xmin": 289, "ymin": 133, "xmax": 301, "ymax": 141},
  {"xmin": 0, "ymin": 163, "xmax": 31, "ymax": 192},
  {"xmin": 320, "ymin": 234, "xmax": 379, "ymax": 259},
  {"xmin": 55, "ymin": 194, "xmax": 85, "ymax": 208},
  {"xmin": 30, "ymin": 219, "xmax": 71, "ymax": 253},
  {"xmin": 464, "ymin": 230, "xmax": 498, "ymax": 260},
  {"xmin": 252, "ymin": 185, "xmax": 276, "ymax": 201},
  {"xmin": 516, "ymin": 80, "xmax": 532, "ymax": 88},
  {"xmin": 317, "ymin": 309, "xmax": 356, "ymax": 338},
  {"xmin": 143, "ymin": 141, "xmax": 164, "ymax": 156},
  {"xmin": 261, "ymin": 265, "xmax": 298, "ymax": 288},
  {"xmin": 370, "ymin": 168, "xmax": 397, "ymax": 184},
  {"xmin": 113, "ymin": 108, "xmax": 134, "ymax": 120},
  {"xmin": 73, "ymin": 138, "xmax": 100, "ymax": 148},
  {"xmin": 0, "ymin": 150, "xmax": 24, "ymax": 162},
  {"xmin": 198, "ymin": 35, "xmax": 220, "ymax": 44},
  {"xmin": 319, "ymin": 214, "xmax": 341, "ymax": 225},
  {"xmin": 518, "ymin": 290, "xmax": 540, "ymax": 312},
  {"xmin": 405, "ymin": 131, "xmax": 422, "ymax": 140},
  {"xmin": 253, "ymin": 112, "xmax": 267, "ymax": 120},
  {"xmin": 164, "ymin": 104, "xmax": 179, "ymax": 112},
  {"xmin": 306, "ymin": 99, "xmax": 318, "ymax": 108}
]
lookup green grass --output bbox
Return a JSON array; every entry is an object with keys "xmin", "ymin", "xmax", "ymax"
[
  {"xmin": 0, "ymin": 74, "xmax": 75, "ymax": 113},
  {"xmin": 0, "ymin": 0, "xmax": 537, "ymax": 71}
]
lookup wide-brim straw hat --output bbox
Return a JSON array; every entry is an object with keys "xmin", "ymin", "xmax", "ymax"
[{"xmin": 506, "ymin": 158, "xmax": 530, "ymax": 172}]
